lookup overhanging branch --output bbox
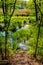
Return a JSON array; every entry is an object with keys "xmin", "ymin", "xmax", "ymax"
[
  {"xmin": 1, "ymin": 0, "xmax": 5, "ymax": 15},
  {"xmin": 10, "ymin": 0, "xmax": 17, "ymax": 18},
  {"xmin": 7, "ymin": 0, "xmax": 17, "ymax": 30}
]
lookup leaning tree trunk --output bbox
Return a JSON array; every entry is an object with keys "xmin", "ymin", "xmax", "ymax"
[
  {"xmin": 5, "ymin": 29, "xmax": 8, "ymax": 59},
  {"xmin": 0, "ymin": 43, "xmax": 4, "ymax": 60},
  {"xmin": 33, "ymin": 0, "xmax": 42, "ymax": 58},
  {"xmin": 33, "ymin": 0, "xmax": 38, "ymax": 58}
]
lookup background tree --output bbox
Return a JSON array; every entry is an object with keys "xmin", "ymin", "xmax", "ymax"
[
  {"xmin": 1, "ymin": 0, "xmax": 17, "ymax": 59},
  {"xmin": 33, "ymin": 0, "xmax": 43, "ymax": 58}
]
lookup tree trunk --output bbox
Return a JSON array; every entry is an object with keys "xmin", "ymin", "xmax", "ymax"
[
  {"xmin": 5, "ymin": 30, "xmax": 8, "ymax": 59},
  {"xmin": 0, "ymin": 48, "xmax": 4, "ymax": 60},
  {"xmin": 34, "ymin": 24, "xmax": 40, "ymax": 58}
]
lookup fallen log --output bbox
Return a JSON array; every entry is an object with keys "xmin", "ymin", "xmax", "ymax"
[{"xmin": 0, "ymin": 60, "xmax": 9, "ymax": 65}]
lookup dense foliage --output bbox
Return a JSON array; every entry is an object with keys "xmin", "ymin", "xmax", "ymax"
[{"xmin": 0, "ymin": 0, "xmax": 43, "ymax": 60}]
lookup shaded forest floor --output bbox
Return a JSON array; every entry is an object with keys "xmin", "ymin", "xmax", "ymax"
[{"xmin": 8, "ymin": 51, "xmax": 43, "ymax": 65}]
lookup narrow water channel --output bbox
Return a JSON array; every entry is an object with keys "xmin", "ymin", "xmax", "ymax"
[{"xmin": 0, "ymin": 24, "xmax": 29, "ymax": 50}]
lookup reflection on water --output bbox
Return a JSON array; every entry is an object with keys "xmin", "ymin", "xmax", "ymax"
[
  {"xmin": 0, "ymin": 31, "xmax": 5, "ymax": 36},
  {"xmin": 17, "ymin": 24, "xmax": 29, "ymax": 31},
  {"xmin": 0, "ymin": 31, "xmax": 28, "ymax": 50},
  {"xmin": 18, "ymin": 43, "xmax": 28, "ymax": 50},
  {"xmin": 0, "ymin": 24, "xmax": 29, "ymax": 50}
]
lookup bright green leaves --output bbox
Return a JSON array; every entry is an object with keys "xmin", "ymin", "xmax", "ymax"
[{"xmin": 12, "ymin": 28, "xmax": 31, "ymax": 42}]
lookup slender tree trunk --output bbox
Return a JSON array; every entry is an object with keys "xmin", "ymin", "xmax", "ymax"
[
  {"xmin": 34, "ymin": 24, "xmax": 40, "ymax": 57},
  {"xmin": 0, "ymin": 42, "xmax": 4, "ymax": 60},
  {"xmin": 0, "ymin": 48, "xmax": 4, "ymax": 60},
  {"xmin": 35, "ymin": 15, "xmax": 42, "ymax": 58},
  {"xmin": 5, "ymin": 29, "xmax": 8, "ymax": 59},
  {"xmin": 33, "ymin": 0, "xmax": 42, "ymax": 58},
  {"xmin": 33, "ymin": 0, "xmax": 38, "ymax": 58},
  {"xmin": 34, "ymin": 0, "xmax": 38, "ymax": 21}
]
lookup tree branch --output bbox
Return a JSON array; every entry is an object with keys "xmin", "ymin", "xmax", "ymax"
[
  {"xmin": 10, "ymin": 0, "xmax": 17, "ymax": 17},
  {"xmin": 1, "ymin": 0, "xmax": 5, "ymax": 15},
  {"xmin": 34, "ymin": 0, "xmax": 38, "ymax": 21},
  {"xmin": 7, "ymin": 0, "xmax": 17, "ymax": 30}
]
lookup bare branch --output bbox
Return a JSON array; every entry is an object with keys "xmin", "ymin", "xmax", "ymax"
[
  {"xmin": 1, "ymin": 0, "xmax": 5, "ymax": 14},
  {"xmin": 7, "ymin": 0, "xmax": 17, "ymax": 30},
  {"xmin": 10, "ymin": 0, "xmax": 17, "ymax": 17},
  {"xmin": 37, "ymin": 4, "xmax": 43, "ymax": 15},
  {"xmin": 34, "ymin": 0, "xmax": 43, "ymax": 15},
  {"xmin": 33, "ymin": 0, "xmax": 38, "ymax": 21}
]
